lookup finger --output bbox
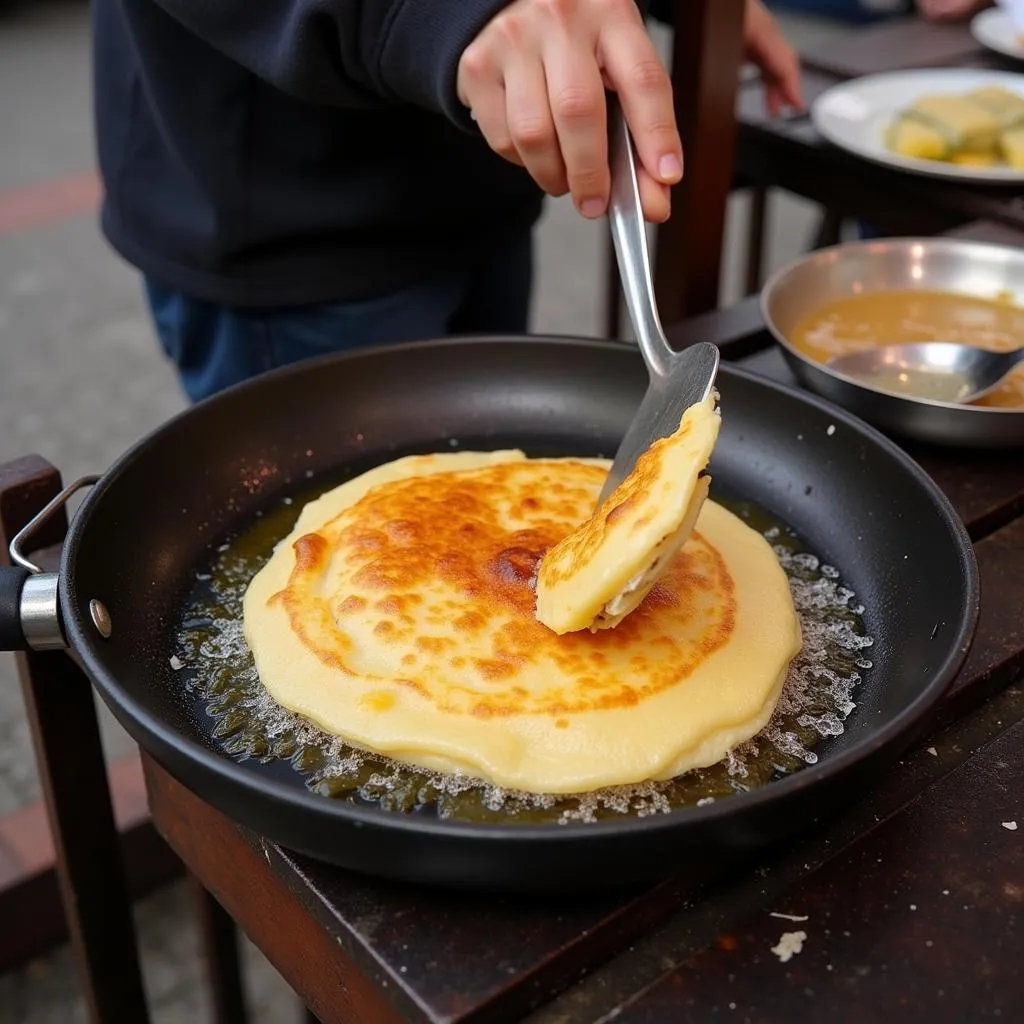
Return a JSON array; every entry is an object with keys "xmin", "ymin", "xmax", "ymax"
[
  {"xmin": 785, "ymin": 68, "xmax": 806, "ymax": 112},
  {"xmin": 776, "ymin": 46, "xmax": 805, "ymax": 111},
  {"xmin": 504, "ymin": 57, "xmax": 568, "ymax": 197},
  {"xmin": 756, "ymin": 42, "xmax": 803, "ymax": 115},
  {"xmin": 543, "ymin": 33, "xmax": 609, "ymax": 218},
  {"xmin": 637, "ymin": 167, "xmax": 671, "ymax": 224},
  {"xmin": 460, "ymin": 69, "xmax": 524, "ymax": 167},
  {"xmin": 598, "ymin": 20, "xmax": 682, "ymax": 188}
]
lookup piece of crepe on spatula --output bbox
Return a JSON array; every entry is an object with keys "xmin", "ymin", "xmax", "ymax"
[{"xmin": 535, "ymin": 391, "xmax": 721, "ymax": 635}]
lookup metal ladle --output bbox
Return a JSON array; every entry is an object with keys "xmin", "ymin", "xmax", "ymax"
[{"xmin": 827, "ymin": 342, "xmax": 1024, "ymax": 405}]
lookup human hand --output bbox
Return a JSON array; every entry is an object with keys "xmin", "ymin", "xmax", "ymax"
[
  {"xmin": 456, "ymin": 0, "xmax": 682, "ymax": 224},
  {"xmin": 745, "ymin": 0, "xmax": 804, "ymax": 117},
  {"xmin": 915, "ymin": 0, "xmax": 991, "ymax": 20}
]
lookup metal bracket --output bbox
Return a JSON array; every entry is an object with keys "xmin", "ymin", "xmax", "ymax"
[{"xmin": 10, "ymin": 475, "xmax": 98, "ymax": 574}]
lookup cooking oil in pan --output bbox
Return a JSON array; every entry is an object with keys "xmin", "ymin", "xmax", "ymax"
[{"xmin": 172, "ymin": 480, "xmax": 874, "ymax": 825}]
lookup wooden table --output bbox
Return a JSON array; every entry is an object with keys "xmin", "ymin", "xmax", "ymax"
[
  {"xmin": 140, "ymin": 220, "xmax": 1024, "ymax": 1023},
  {"xmin": 736, "ymin": 17, "xmax": 1024, "ymax": 255}
]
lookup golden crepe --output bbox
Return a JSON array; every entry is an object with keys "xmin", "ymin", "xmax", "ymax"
[
  {"xmin": 242, "ymin": 450, "xmax": 802, "ymax": 795},
  {"xmin": 535, "ymin": 393, "xmax": 720, "ymax": 635}
]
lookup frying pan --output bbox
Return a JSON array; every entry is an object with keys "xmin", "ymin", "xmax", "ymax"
[{"xmin": 0, "ymin": 337, "xmax": 978, "ymax": 892}]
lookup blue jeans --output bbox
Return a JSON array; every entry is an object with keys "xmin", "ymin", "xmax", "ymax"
[{"xmin": 145, "ymin": 233, "xmax": 533, "ymax": 403}]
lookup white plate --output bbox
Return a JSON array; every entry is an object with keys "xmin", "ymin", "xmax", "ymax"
[
  {"xmin": 810, "ymin": 67, "xmax": 1024, "ymax": 183},
  {"xmin": 971, "ymin": 8, "xmax": 1024, "ymax": 62}
]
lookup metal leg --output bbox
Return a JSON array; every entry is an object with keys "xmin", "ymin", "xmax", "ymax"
[
  {"xmin": 812, "ymin": 207, "xmax": 844, "ymax": 251},
  {"xmin": 192, "ymin": 877, "xmax": 249, "ymax": 1024},
  {"xmin": 0, "ymin": 456, "xmax": 150, "ymax": 1024},
  {"xmin": 744, "ymin": 185, "xmax": 767, "ymax": 296}
]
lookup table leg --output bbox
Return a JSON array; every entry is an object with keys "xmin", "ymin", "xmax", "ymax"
[
  {"xmin": 191, "ymin": 876, "xmax": 250, "ymax": 1024},
  {"xmin": 812, "ymin": 207, "xmax": 844, "ymax": 251},
  {"xmin": 0, "ymin": 456, "xmax": 150, "ymax": 1024},
  {"xmin": 744, "ymin": 185, "xmax": 767, "ymax": 296}
]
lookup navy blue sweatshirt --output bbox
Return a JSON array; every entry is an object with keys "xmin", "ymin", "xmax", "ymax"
[{"xmin": 92, "ymin": 0, "xmax": 545, "ymax": 307}]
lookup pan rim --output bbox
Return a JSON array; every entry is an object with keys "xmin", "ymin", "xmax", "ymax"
[{"xmin": 62, "ymin": 336, "xmax": 981, "ymax": 843}]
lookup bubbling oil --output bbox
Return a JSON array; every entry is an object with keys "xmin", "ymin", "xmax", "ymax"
[{"xmin": 171, "ymin": 483, "xmax": 873, "ymax": 825}]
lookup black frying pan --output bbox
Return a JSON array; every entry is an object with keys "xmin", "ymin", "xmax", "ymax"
[{"xmin": 0, "ymin": 337, "xmax": 979, "ymax": 892}]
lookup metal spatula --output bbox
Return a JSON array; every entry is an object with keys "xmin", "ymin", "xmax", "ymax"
[{"xmin": 597, "ymin": 98, "xmax": 720, "ymax": 506}]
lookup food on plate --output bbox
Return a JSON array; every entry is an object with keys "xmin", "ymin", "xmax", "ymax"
[
  {"xmin": 535, "ymin": 392, "xmax": 720, "ymax": 635},
  {"xmin": 884, "ymin": 116, "xmax": 948, "ymax": 163},
  {"xmin": 1002, "ymin": 124, "xmax": 1024, "ymax": 170},
  {"xmin": 789, "ymin": 287, "xmax": 1024, "ymax": 408},
  {"xmin": 902, "ymin": 94, "xmax": 1000, "ymax": 154},
  {"xmin": 971, "ymin": 85, "xmax": 1024, "ymax": 128},
  {"xmin": 242, "ymin": 446, "xmax": 802, "ymax": 795},
  {"xmin": 885, "ymin": 85, "xmax": 1024, "ymax": 168}
]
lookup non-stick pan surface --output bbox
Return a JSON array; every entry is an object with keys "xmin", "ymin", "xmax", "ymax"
[{"xmin": 51, "ymin": 337, "xmax": 976, "ymax": 891}]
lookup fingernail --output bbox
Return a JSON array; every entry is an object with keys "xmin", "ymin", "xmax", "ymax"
[
  {"xmin": 659, "ymin": 154, "xmax": 683, "ymax": 183},
  {"xmin": 581, "ymin": 198, "xmax": 605, "ymax": 219}
]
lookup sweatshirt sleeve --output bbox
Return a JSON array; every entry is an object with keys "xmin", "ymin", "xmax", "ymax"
[{"xmin": 149, "ymin": 0, "xmax": 513, "ymax": 124}]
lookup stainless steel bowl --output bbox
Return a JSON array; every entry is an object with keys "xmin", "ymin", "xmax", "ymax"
[{"xmin": 761, "ymin": 237, "xmax": 1024, "ymax": 448}]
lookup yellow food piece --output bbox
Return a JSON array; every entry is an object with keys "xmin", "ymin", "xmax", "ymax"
[
  {"xmin": 907, "ymin": 94, "xmax": 1001, "ymax": 153},
  {"xmin": 243, "ymin": 451, "xmax": 802, "ymax": 795},
  {"xmin": 885, "ymin": 116, "xmax": 950, "ymax": 161},
  {"xmin": 967, "ymin": 86, "xmax": 1024, "ymax": 129},
  {"xmin": 535, "ymin": 393, "xmax": 720, "ymax": 635},
  {"xmin": 885, "ymin": 86, "xmax": 1024, "ymax": 170},
  {"xmin": 950, "ymin": 151, "xmax": 1000, "ymax": 167},
  {"xmin": 1001, "ymin": 125, "xmax": 1024, "ymax": 170}
]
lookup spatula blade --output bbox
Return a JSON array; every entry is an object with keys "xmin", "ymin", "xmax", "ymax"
[{"xmin": 598, "ymin": 341, "xmax": 720, "ymax": 505}]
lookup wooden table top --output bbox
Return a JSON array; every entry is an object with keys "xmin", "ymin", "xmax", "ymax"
[
  {"xmin": 736, "ymin": 17, "xmax": 1024, "ymax": 236},
  {"xmin": 143, "ymin": 218, "xmax": 1024, "ymax": 1024}
]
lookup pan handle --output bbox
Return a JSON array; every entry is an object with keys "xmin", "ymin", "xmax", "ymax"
[
  {"xmin": 0, "ymin": 569, "xmax": 63, "ymax": 651},
  {"xmin": 0, "ymin": 475, "xmax": 99, "ymax": 652},
  {"xmin": 0, "ymin": 566, "xmax": 31, "ymax": 650}
]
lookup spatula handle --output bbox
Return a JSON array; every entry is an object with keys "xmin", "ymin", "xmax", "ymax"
[{"xmin": 607, "ymin": 94, "xmax": 674, "ymax": 379}]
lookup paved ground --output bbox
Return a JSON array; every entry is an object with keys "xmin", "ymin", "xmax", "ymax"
[{"xmin": 0, "ymin": 1, "xmax": 842, "ymax": 1020}]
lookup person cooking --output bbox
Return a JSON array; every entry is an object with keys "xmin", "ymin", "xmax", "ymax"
[{"xmin": 92, "ymin": 0, "xmax": 801, "ymax": 402}]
